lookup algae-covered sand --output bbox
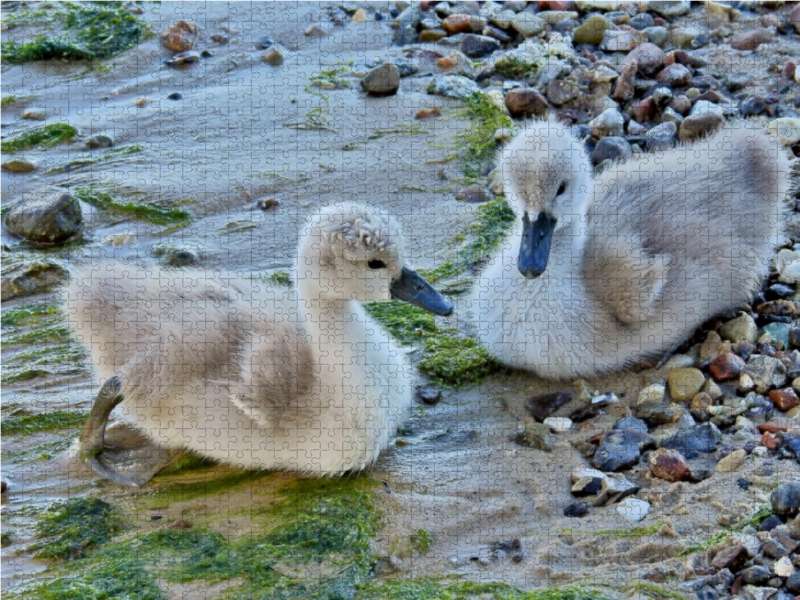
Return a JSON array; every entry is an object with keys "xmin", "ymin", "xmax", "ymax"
[{"xmin": 2, "ymin": 2, "xmax": 798, "ymax": 600}]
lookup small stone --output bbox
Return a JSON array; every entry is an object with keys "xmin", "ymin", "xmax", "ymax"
[
  {"xmin": 720, "ymin": 314, "xmax": 758, "ymax": 343},
  {"xmin": 730, "ymin": 28, "xmax": 773, "ymax": 51},
  {"xmin": 629, "ymin": 13, "xmax": 654, "ymax": 30},
  {"xmin": 1, "ymin": 258, "xmax": 69, "ymax": 301},
  {"xmin": 360, "ymin": 63, "xmax": 401, "ymax": 96},
  {"xmin": 663, "ymin": 422, "xmax": 722, "ymax": 455},
  {"xmin": 419, "ymin": 29, "xmax": 448, "ymax": 41},
  {"xmin": 646, "ymin": 122, "xmax": 677, "ymax": 151},
  {"xmin": 525, "ymin": 390, "xmax": 573, "ymax": 421},
  {"xmin": 427, "ymin": 75, "xmax": 479, "ymax": 99},
  {"xmin": 787, "ymin": 572, "xmax": 800, "ymax": 593},
  {"xmin": 716, "ymin": 448, "xmax": 746, "ymax": 472},
  {"xmin": 460, "ymin": 34, "xmax": 499, "ymax": 58},
  {"xmin": 515, "ymin": 420, "xmax": 553, "ymax": 451},
  {"xmin": 771, "ymin": 482, "xmax": 800, "ymax": 517},
  {"xmin": 638, "ymin": 383, "xmax": 665, "ymax": 404},
  {"xmin": 1, "ymin": 158, "xmax": 36, "ymax": 173},
  {"xmin": 165, "ymin": 50, "xmax": 201, "ymax": 66},
  {"xmin": 775, "ymin": 556, "xmax": 795, "ymax": 577},
  {"xmin": 352, "ymin": 8, "xmax": 367, "ymax": 22},
  {"xmin": 573, "ymin": 15, "xmax": 612, "ymax": 45},
  {"xmin": 743, "ymin": 355, "xmax": 787, "ymax": 394},
  {"xmin": 612, "ymin": 59, "xmax": 636, "ymax": 102},
  {"xmin": 739, "ymin": 95, "xmax": 767, "ymax": 117},
  {"xmin": 85, "ymin": 134, "xmax": 113, "ymax": 149},
  {"xmin": 710, "ymin": 353, "xmax": 746, "ymax": 382},
  {"xmin": 650, "ymin": 1, "xmax": 689, "ymax": 17},
  {"xmin": 5, "ymin": 188, "xmax": 83, "ymax": 245},
  {"xmin": 417, "ymin": 385, "xmax": 441, "ymax": 405},
  {"xmin": 667, "ymin": 368, "xmax": 705, "ymax": 401},
  {"xmin": 571, "ymin": 476, "xmax": 604, "ymax": 496},
  {"xmin": 769, "ymin": 388, "xmax": 800, "ymax": 412},
  {"xmin": 167, "ymin": 92, "xmax": 183, "ymax": 101},
  {"xmin": 592, "ymin": 137, "xmax": 631, "ymax": 164},
  {"xmin": 649, "ymin": 448, "xmax": 689, "ymax": 482},
  {"xmin": 537, "ymin": 10, "xmax": 579, "ymax": 24},
  {"xmin": 679, "ymin": 111, "xmax": 724, "ymax": 141},
  {"xmin": 564, "ymin": 502, "xmax": 589, "ymax": 517},
  {"xmin": 592, "ymin": 429, "xmax": 650, "ymax": 471},
  {"xmin": 162, "ymin": 20, "xmax": 197, "ymax": 52},
  {"xmin": 656, "ymin": 63, "xmax": 691, "ymax": 87},
  {"xmin": 547, "ymin": 79, "xmax": 579, "ymax": 106},
  {"xmin": 711, "ymin": 545, "xmax": 749, "ymax": 571},
  {"xmin": 504, "ymin": 88, "xmax": 549, "ymax": 118},
  {"xmin": 456, "ymin": 184, "xmax": 490, "ymax": 204},
  {"xmin": 305, "ymin": 23, "xmax": 330, "ymax": 37},
  {"xmin": 210, "ymin": 33, "xmax": 229, "ymax": 44},
  {"xmin": 600, "ymin": 29, "xmax": 641, "ymax": 52},
  {"xmin": 442, "ymin": 14, "xmax": 482, "ymax": 34},
  {"xmin": 261, "ymin": 46, "xmax": 285, "ymax": 65},
  {"xmin": 631, "ymin": 96, "xmax": 656, "ymax": 123},
  {"xmin": 617, "ymin": 497, "xmax": 650, "ymax": 522},
  {"xmin": 644, "ymin": 25, "xmax": 669, "ymax": 47},
  {"xmin": 511, "ymin": 12, "xmax": 545, "ymax": 37},
  {"xmin": 165, "ymin": 519, "xmax": 193, "ymax": 529},
  {"xmin": 740, "ymin": 565, "xmax": 771, "ymax": 585},
  {"xmin": 21, "ymin": 108, "xmax": 45, "ymax": 120},
  {"xmin": 634, "ymin": 401, "xmax": 678, "ymax": 426},
  {"xmin": 543, "ymin": 417, "xmax": 573, "ymax": 432},
  {"xmin": 589, "ymin": 107, "xmax": 625, "ymax": 138},
  {"xmin": 768, "ymin": 118, "xmax": 800, "ymax": 147}
]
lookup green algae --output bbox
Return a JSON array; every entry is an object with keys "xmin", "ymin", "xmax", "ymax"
[
  {"xmin": 1, "ymin": 410, "xmax": 88, "ymax": 436},
  {"xmin": 493, "ymin": 55, "xmax": 541, "ymax": 79},
  {"xmin": 310, "ymin": 65, "xmax": 352, "ymax": 89},
  {"xmin": 419, "ymin": 198, "xmax": 515, "ymax": 285},
  {"xmin": 32, "ymin": 497, "xmax": 127, "ymax": 560},
  {"xmin": 418, "ymin": 334, "xmax": 500, "ymax": 387},
  {"xmin": 47, "ymin": 144, "xmax": 143, "ymax": 173},
  {"xmin": 457, "ymin": 91, "xmax": 513, "ymax": 176},
  {"xmin": 355, "ymin": 579, "xmax": 609, "ymax": 600},
  {"xmin": 1, "ymin": 123, "xmax": 77, "ymax": 152},
  {"xmin": 4, "ymin": 436, "xmax": 75, "ymax": 462},
  {"xmin": 626, "ymin": 582, "xmax": 687, "ymax": 600},
  {"xmin": 1, "ymin": 3, "xmax": 146, "ymax": 64},
  {"xmin": 73, "ymin": 187, "xmax": 194, "ymax": 227},
  {"xmin": 1, "ymin": 95, "xmax": 18, "ymax": 108},
  {"xmin": 411, "ymin": 529, "xmax": 433, "ymax": 556},
  {"xmin": 560, "ymin": 522, "xmax": 665, "ymax": 538},
  {"xmin": 1, "ymin": 302, "xmax": 61, "ymax": 328},
  {"xmin": 3, "ymin": 323, "xmax": 71, "ymax": 345},
  {"xmin": 679, "ymin": 505, "xmax": 774, "ymax": 556},
  {"xmin": 284, "ymin": 86, "xmax": 336, "ymax": 132},
  {"xmin": 364, "ymin": 301, "xmax": 437, "ymax": 342},
  {"xmin": 268, "ymin": 271, "xmax": 293, "ymax": 286},
  {"xmin": 154, "ymin": 451, "xmax": 217, "ymax": 476}
]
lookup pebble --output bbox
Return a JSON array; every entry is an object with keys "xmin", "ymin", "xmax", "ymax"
[
  {"xmin": 167, "ymin": 92, "xmax": 183, "ymax": 101},
  {"xmin": 720, "ymin": 314, "xmax": 758, "ymax": 343},
  {"xmin": 711, "ymin": 544, "xmax": 749, "ymax": 571},
  {"xmin": 768, "ymin": 118, "xmax": 800, "ymax": 146},
  {"xmin": 628, "ymin": 13, "xmax": 654, "ymax": 30},
  {"xmin": 85, "ymin": 134, "xmax": 114, "ymax": 149},
  {"xmin": 616, "ymin": 497, "xmax": 650, "ymax": 522},
  {"xmin": 625, "ymin": 43, "xmax": 665, "ymax": 76},
  {"xmin": 739, "ymin": 95, "xmax": 766, "ymax": 117},
  {"xmin": 1, "ymin": 158, "xmax": 37, "ymax": 173},
  {"xmin": 679, "ymin": 110, "xmax": 724, "ymax": 141},
  {"xmin": 589, "ymin": 107, "xmax": 624, "ymax": 138},
  {"xmin": 515, "ymin": 420, "xmax": 553, "ymax": 451},
  {"xmin": 427, "ymin": 75, "xmax": 478, "ymax": 99},
  {"xmin": 600, "ymin": 29, "xmax": 641, "ymax": 52},
  {"xmin": 649, "ymin": 448, "xmax": 690, "ymax": 482},
  {"xmin": 573, "ymin": 15, "xmax": 612, "ymax": 45},
  {"xmin": 645, "ymin": 122, "xmax": 677, "ymax": 151},
  {"xmin": 361, "ymin": 63, "xmax": 401, "ymax": 95},
  {"xmin": 572, "ymin": 476, "xmax": 604, "ymax": 496},
  {"xmin": 1, "ymin": 258, "xmax": 69, "ymax": 301},
  {"xmin": 456, "ymin": 184, "xmax": 490, "ymax": 203},
  {"xmin": 5, "ymin": 188, "xmax": 83, "ymax": 245},
  {"xmin": 743, "ymin": 355, "xmax": 787, "ymax": 394},
  {"xmin": 667, "ymin": 368, "xmax": 705, "ymax": 401},
  {"xmin": 638, "ymin": 383, "xmax": 665, "ymax": 404},
  {"xmin": 776, "ymin": 556, "xmax": 795, "ymax": 577},
  {"xmin": 417, "ymin": 385, "xmax": 442, "ymax": 405},
  {"xmin": 769, "ymin": 388, "xmax": 800, "ymax": 412},
  {"xmin": 261, "ymin": 46, "xmax": 285, "ymax": 65},
  {"xmin": 165, "ymin": 50, "xmax": 201, "ymax": 66},
  {"xmin": 592, "ymin": 428, "xmax": 650, "ymax": 471},
  {"xmin": 305, "ymin": 23, "xmax": 330, "ymax": 37},
  {"xmin": 656, "ymin": 63, "xmax": 691, "ymax": 87},
  {"xmin": 716, "ymin": 448, "xmax": 746, "ymax": 472},
  {"xmin": 663, "ymin": 422, "xmax": 722, "ymax": 455},
  {"xmin": 352, "ymin": 8, "xmax": 367, "ymax": 22},
  {"xmin": 611, "ymin": 60, "xmax": 636, "ymax": 102},
  {"xmin": 650, "ymin": 0, "xmax": 689, "ymax": 17},
  {"xmin": 787, "ymin": 572, "xmax": 800, "ymax": 593},
  {"xmin": 546, "ymin": 79, "xmax": 579, "ymax": 106},
  {"xmin": 420, "ymin": 29, "xmax": 448, "ymax": 41},
  {"xmin": 710, "ymin": 352, "xmax": 746, "ymax": 382},
  {"xmin": 442, "ymin": 14, "xmax": 482, "ymax": 34},
  {"xmin": 511, "ymin": 13, "xmax": 545, "ymax": 38},
  {"xmin": 644, "ymin": 26, "xmax": 669, "ymax": 47},
  {"xmin": 460, "ymin": 34, "xmax": 499, "ymax": 58},
  {"xmin": 592, "ymin": 136, "xmax": 631, "ymax": 163},
  {"xmin": 21, "ymin": 108, "xmax": 45, "ymax": 120},
  {"xmin": 525, "ymin": 390, "xmax": 573, "ymax": 421},
  {"xmin": 162, "ymin": 20, "xmax": 197, "ymax": 52},
  {"xmin": 537, "ymin": 11, "xmax": 579, "ymax": 24},
  {"xmin": 634, "ymin": 401, "xmax": 678, "ymax": 426},
  {"xmin": 771, "ymin": 481, "xmax": 800, "ymax": 517},
  {"xmin": 564, "ymin": 502, "xmax": 589, "ymax": 517},
  {"xmin": 543, "ymin": 417, "xmax": 573, "ymax": 432},
  {"xmin": 504, "ymin": 88, "xmax": 549, "ymax": 117},
  {"xmin": 730, "ymin": 28, "xmax": 773, "ymax": 51}
]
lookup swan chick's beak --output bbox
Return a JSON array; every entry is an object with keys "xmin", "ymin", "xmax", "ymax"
[
  {"xmin": 519, "ymin": 211, "xmax": 557, "ymax": 279},
  {"xmin": 390, "ymin": 266, "xmax": 454, "ymax": 316}
]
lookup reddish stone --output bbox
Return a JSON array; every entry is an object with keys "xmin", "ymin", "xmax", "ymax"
[
  {"xmin": 730, "ymin": 28, "xmax": 773, "ymax": 51},
  {"xmin": 653, "ymin": 17, "xmax": 666, "ymax": 26},
  {"xmin": 762, "ymin": 431, "xmax": 779, "ymax": 450},
  {"xmin": 785, "ymin": 61, "xmax": 797, "ymax": 80},
  {"xmin": 504, "ymin": 88, "xmax": 549, "ymax": 118},
  {"xmin": 631, "ymin": 96, "xmax": 656, "ymax": 122},
  {"xmin": 769, "ymin": 388, "xmax": 800, "ymax": 412},
  {"xmin": 625, "ymin": 43, "xmax": 665, "ymax": 76},
  {"xmin": 656, "ymin": 63, "xmax": 692, "ymax": 87},
  {"xmin": 710, "ymin": 353, "xmax": 746, "ymax": 382},
  {"xmin": 649, "ymin": 448, "xmax": 690, "ymax": 482},
  {"xmin": 442, "ymin": 14, "xmax": 478, "ymax": 34},
  {"xmin": 693, "ymin": 90, "xmax": 723, "ymax": 104},
  {"xmin": 664, "ymin": 50, "xmax": 690, "ymax": 66},
  {"xmin": 540, "ymin": 0, "xmax": 576, "ymax": 8},
  {"xmin": 161, "ymin": 21, "xmax": 197, "ymax": 52},
  {"xmin": 711, "ymin": 545, "xmax": 749, "ymax": 571},
  {"xmin": 758, "ymin": 422, "xmax": 790, "ymax": 433}
]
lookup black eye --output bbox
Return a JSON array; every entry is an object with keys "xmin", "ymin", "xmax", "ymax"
[
  {"xmin": 368, "ymin": 260, "xmax": 387, "ymax": 269},
  {"xmin": 556, "ymin": 182, "xmax": 567, "ymax": 196}
]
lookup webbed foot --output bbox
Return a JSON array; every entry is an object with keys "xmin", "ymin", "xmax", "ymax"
[{"xmin": 79, "ymin": 377, "xmax": 141, "ymax": 488}]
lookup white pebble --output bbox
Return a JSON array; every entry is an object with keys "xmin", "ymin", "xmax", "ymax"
[
  {"xmin": 617, "ymin": 497, "xmax": 650, "ymax": 522},
  {"xmin": 543, "ymin": 417, "xmax": 573, "ymax": 432},
  {"xmin": 775, "ymin": 556, "xmax": 795, "ymax": 577}
]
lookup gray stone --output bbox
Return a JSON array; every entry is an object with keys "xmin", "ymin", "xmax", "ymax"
[
  {"xmin": 5, "ymin": 188, "xmax": 83, "ymax": 245},
  {"xmin": 628, "ymin": 13, "xmax": 654, "ymax": 30},
  {"xmin": 649, "ymin": 1, "xmax": 690, "ymax": 18},
  {"xmin": 625, "ymin": 43, "xmax": 665, "ymax": 76},
  {"xmin": 1, "ymin": 257, "xmax": 69, "ymax": 301},
  {"xmin": 511, "ymin": 12, "xmax": 545, "ymax": 37},
  {"xmin": 646, "ymin": 122, "xmax": 677, "ymax": 151},
  {"xmin": 460, "ymin": 34, "xmax": 500, "ymax": 58},
  {"xmin": 634, "ymin": 401, "xmax": 679, "ymax": 426},
  {"xmin": 600, "ymin": 29, "xmax": 640, "ymax": 52},
  {"xmin": 743, "ymin": 355, "xmax": 787, "ymax": 394},
  {"xmin": 589, "ymin": 107, "xmax": 625, "ymax": 138},
  {"xmin": 1, "ymin": 158, "xmax": 37, "ymax": 173},
  {"xmin": 662, "ymin": 422, "xmax": 722, "ymax": 455},
  {"xmin": 515, "ymin": 420, "xmax": 553, "ymax": 451},
  {"xmin": 426, "ymin": 75, "xmax": 479, "ymax": 99},
  {"xmin": 547, "ymin": 79, "xmax": 579, "ymax": 106},
  {"xmin": 656, "ymin": 63, "xmax": 691, "ymax": 87},
  {"xmin": 644, "ymin": 26, "xmax": 669, "ymax": 47},
  {"xmin": 771, "ymin": 482, "xmax": 800, "ymax": 517},
  {"xmin": 592, "ymin": 429, "xmax": 650, "ymax": 471},
  {"xmin": 85, "ymin": 134, "xmax": 114, "ymax": 149},
  {"xmin": 592, "ymin": 137, "xmax": 631, "ymax": 163},
  {"xmin": 360, "ymin": 63, "xmax": 401, "ymax": 95},
  {"xmin": 720, "ymin": 314, "xmax": 758, "ymax": 343}
]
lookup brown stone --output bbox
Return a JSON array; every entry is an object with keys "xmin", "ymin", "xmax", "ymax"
[
  {"xmin": 711, "ymin": 545, "xmax": 749, "ymax": 571},
  {"xmin": 784, "ymin": 61, "xmax": 796, "ymax": 80},
  {"xmin": 504, "ymin": 88, "xmax": 549, "ymax": 118},
  {"xmin": 631, "ymin": 96, "xmax": 655, "ymax": 122},
  {"xmin": 665, "ymin": 50, "xmax": 690, "ymax": 66},
  {"xmin": 625, "ymin": 43, "xmax": 665, "ymax": 76},
  {"xmin": 525, "ymin": 390, "xmax": 573, "ymax": 422},
  {"xmin": 757, "ymin": 422, "xmax": 790, "ymax": 433},
  {"xmin": 656, "ymin": 63, "xmax": 692, "ymax": 87},
  {"xmin": 710, "ymin": 353, "xmax": 746, "ymax": 382},
  {"xmin": 442, "ymin": 14, "xmax": 479, "ymax": 34},
  {"xmin": 166, "ymin": 519, "xmax": 193, "ymax": 529},
  {"xmin": 649, "ymin": 448, "xmax": 689, "ymax": 482},
  {"xmin": 762, "ymin": 431, "xmax": 779, "ymax": 450},
  {"xmin": 769, "ymin": 388, "xmax": 800, "ymax": 412},
  {"xmin": 161, "ymin": 21, "xmax": 197, "ymax": 52},
  {"xmin": 612, "ymin": 59, "xmax": 637, "ymax": 102},
  {"xmin": 730, "ymin": 28, "xmax": 773, "ymax": 51},
  {"xmin": 679, "ymin": 111, "xmax": 725, "ymax": 141}
]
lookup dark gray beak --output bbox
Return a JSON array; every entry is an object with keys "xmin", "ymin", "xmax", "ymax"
[
  {"xmin": 518, "ymin": 211, "xmax": 557, "ymax": 279},
  {"xmin": 390, "ymin": 266, "xmax": 453, "ymax": 316}
]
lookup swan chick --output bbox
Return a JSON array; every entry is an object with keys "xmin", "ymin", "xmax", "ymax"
[{"xmin": 67, "ymin": 203, "xmax": 452, "ymax": 485}]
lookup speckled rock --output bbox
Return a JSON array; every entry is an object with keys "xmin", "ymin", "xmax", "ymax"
[
  {"xmin": 5, "ymin": 188, "xmax": 83, "ymax": 245},
  {"xmin": 1, "ymin": 158, "xmax": 37, "ymax": 173},
  {"xmin": 589, "ymin": 107, "xmax": 625, "ymax": 138},
  {"xmin": 743, "ymin": 355, "xmax": 787, "ymax": 394},
  {"xmin": 645, "ymin": 122, "xmax": 677, "ymax": 151},
  {"xmin": 662, "ymin": 423, "xmax": 722, "ymax": 455},
  {"xmin": 592, "ymin": 429, "xmax": 650, "ymax": 471},
  {"xmin": 547, "ymin": 79, "xmax": 579, "ymax": 106},
  {"xmin": 161, "ymin": 20, "xmax": 197, "ymax": 52},
  {"xmin": 649, "ymin": 448, "xmax": 689, "ymax": 481},
  {"xmin": 600, "ymin": 29, "xmax": 643, "ymax": 52},
  {"xmin": 710, "ymin": 353, "xmax": 746, "ymax": 382},
  {"xmin": 667, "ymin": 368, "xmax": 705, "ymax": 401},
  {"xmin": 515, "ymin": 420, "xmax": 553, "ymax": 451},
  {"xmin": 1, "ymin": 258, "xmax": 69, "ymax": 301},
  {"xmin": 505, "ymin": 88, "xmax": 549, "ymax": 117},
  {"xmin": 427, "ymin": 75, "xmax": 479, "ymax": 99},
  {"xmin": 719, "ymin": 314, "xmax": 758, "ymax": 343},
  {"xmin": 634, "ymin": 401, "xmax": 679, "ymax": 426},
  {"xmin": 361, "ymin": 63, "xmax": 401, "ymax": 95},
  {"xmin": 638, "ymin": 383, "xmax": 665, "ymax": 404}
]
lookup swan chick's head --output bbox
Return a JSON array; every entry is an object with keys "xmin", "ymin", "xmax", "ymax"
[
  {"xmin": 500, "ymin": 118, "xmax": 592, "ymax": 279},
  {"xmin": 298, "ymin": 203, "xmax": 452, "ymax": 316}
]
